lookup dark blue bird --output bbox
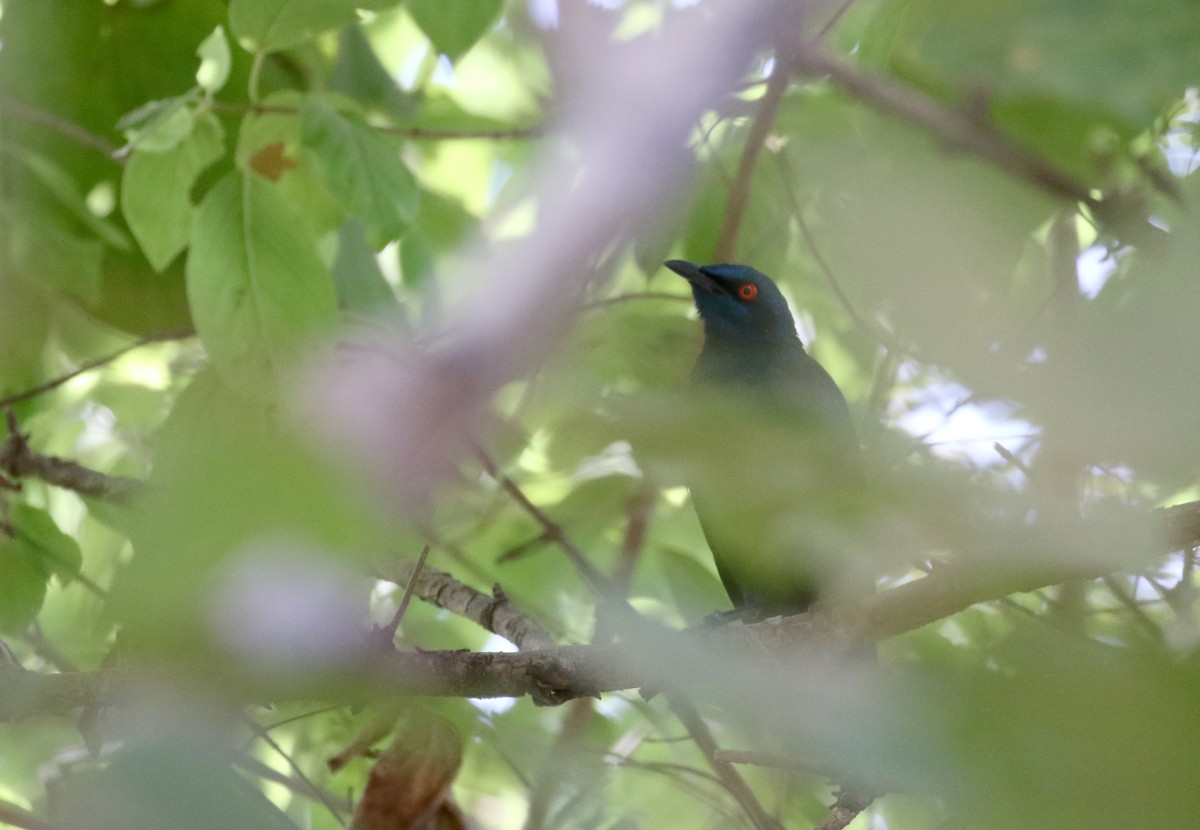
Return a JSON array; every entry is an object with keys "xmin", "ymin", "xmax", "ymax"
[{"xmin": 665, "ymin": 260, "xmax": 864, "ymax": 616}]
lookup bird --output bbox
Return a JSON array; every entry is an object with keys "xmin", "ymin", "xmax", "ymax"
[{"xmin": 664, "ymin": 259, "xmax": 864, "ymax": 617}]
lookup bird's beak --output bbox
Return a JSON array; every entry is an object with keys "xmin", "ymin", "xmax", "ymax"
[{"xmin": 664, "ymin": 259, "xmax": 721, "ymax": 294}]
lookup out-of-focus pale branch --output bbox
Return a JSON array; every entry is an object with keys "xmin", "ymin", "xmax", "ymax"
[
  {"xmin": 309, "ymin": 0, "xmax": 803, "ymax": 507},
  {"xmin": 6, "ymin": 517, "xmax": 1194, "ymax": 720}
]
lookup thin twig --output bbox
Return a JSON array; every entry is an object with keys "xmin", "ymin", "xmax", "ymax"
[
  {"xmin": 792, "ymin": 48, "xmax": 1096, "ymax": 207},
  {"xmin": 474, "ymin": 445, "xmax": 612, "ymax": 594},
  {"xmin": 209, "ymin": 101, "xmax": 542, "ymax": 140},
  {"xmin": 774, "ymin": 151, "xmax": 887, "ymax": 346},
  {"xmin": 666, "ymin": 692, "xmax": 784, "ymax": 830},
  {"xmin": 812, "ymin": 0, "xmax": 860, "ymax": 42},
  {"xmin": 383, "ymin": 543, "xmax": 432, "ymax": 640},
  {"xmin": 0, "ymin": 97, "xmax": 123, "ymax": 160},
  {"xmin": 581, "ymin": 292, "xmax": 691, "ymax": 312},
  {"xmin": 713, "ymin": 748, "xmax": 820, "ymax": 772},
  {"xmin": 0, "ymin": 329, "xmax": 191, "ymax": 410},
  {"xmin": 1100, "ymin": 575, "xmax": 1165, "ymax": 643},
  {"xmin": 713, "ymin": 45, "xmax": 793, "ymax": 262},
  {"xmin": 993, "ymin": 442, "xmax": 1032, "ymax": 479},
  {"xmin": 373, "ymin": 555, "xmax": 557, "ymax": 651},
  {"xmin": 241, "ymin": 716, "xmax": 349, "ymax": 828}
]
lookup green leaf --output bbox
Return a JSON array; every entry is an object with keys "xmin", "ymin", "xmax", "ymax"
[
  {"xmin": 122, "ymin": 113, "xmax": 226, "ymax": 271},
  {"xmin": 117, "ymin": 95, "xmax": 199, "ymax": 153},
  {"xmin": 53, "ymin": 739, "xmax": 302, "ymax": 830},
  {"xmin": 657, "ymin": 547, "xmax": 728, "ymax": 621},
  {"xmin": 399, "ymin": 191, "xmax": 477, "ymax": 287},
  {"xmin": 329, "ymin": 25, "xmax": 418, "ymax": 121},
  {"xmin": 113, "ymin": 369, "xmax": 402, "ymax": 650},
  {"xmin": 10, "ymin": 504, "xmax": 83, "ymax": 583},
  {"xmin": 0, "ymin": 274, "xmax": 50, "ymax": 407},
  {"xmin": 4, "ymin": 147, "xmax": 132, "ymax": 251},
  {"xmin": 235, "ymin": 91, "xmax": 346, "ymax": 237},
  {"xmin": 195, "ymin": 25, "xmax": 232, "ymax": 94},
  {"xmin": 7, "ymin": 215, "xmax": 104, "ymax": 304},
  {"xmin": 0, "ymin": 539, "xmax": 47, "ymax": 634},
  {"xmin": 884, "ymin": 0, "xmax": 1200, "ymax": 130},
  {"xmin": 407, "ymin": 0, "xmax": 502, "ymax": 61},
  {"xmin": 186, "ymin": 172, "xmax": 338, "ymax": 389},
  {"xmin": 229, "ymin": 0, "xmax": 399, "ymax": 53},
  {"xmin": 300, "ymin": 97, "xmax": 420, "ymax": 242},
  {"xmin": 332, "ymin": 220, "xmax": 398, "ymax": 312}
]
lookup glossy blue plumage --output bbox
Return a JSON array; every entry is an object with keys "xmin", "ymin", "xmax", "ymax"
[{"xmin": 666, "ymin": 260, "xmax": 862, "ymax": 615}]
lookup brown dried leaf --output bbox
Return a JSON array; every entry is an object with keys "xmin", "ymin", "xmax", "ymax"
[{"xmin": 350, "ymin": 710, "xmax": 464, "ymax": 830}]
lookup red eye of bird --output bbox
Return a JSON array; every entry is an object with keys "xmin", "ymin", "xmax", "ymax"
[{"xmin": 738, "ymin": 283, "xmax": 758, "ymax": 301}]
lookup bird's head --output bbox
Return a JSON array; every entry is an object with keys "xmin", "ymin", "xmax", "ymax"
[{"xmin": 665, "ymin": 260, "xmax": 797, "ymax": 343}]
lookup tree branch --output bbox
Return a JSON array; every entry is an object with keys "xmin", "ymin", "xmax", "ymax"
[
  {"xmin": 713, "ymin": 43, "xmax": 793, "ymax": 262},
  {"xmin": 209, "ymin": 102, "xmax": 542, "ymax": 140},
  {"xmin": 4, "ymin": 517, "xmax": 1190, "ymax": 721},
  {"xmin": 0, "ymin": 97, "xmax": 123, "ymax": 160},
  {"xmin": 0, "ymin": 329, "xmax": 191, "ymax": 410},
  {"xmin": 667, "ymin": 692, "xmax": 784, "ymax": 830},
  {"xmin": 1, "ymin": 413, "xmax": 141, "ymax": 502},
  {"xmin": 792, "ymin": 48, "xmax": 1096, "ymax": 207},
  {"xmin": 373, "ymin": 556, "xmax": 557, "ymax": 652}
]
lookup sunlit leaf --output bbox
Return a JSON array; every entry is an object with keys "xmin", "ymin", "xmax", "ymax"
[
  {"xmin": 195, "ymin": 25, "xmax": 232, "ymax": 94},
  {"xmin": 229, "ymin": 0, "xmax": 399, "ymax": 52},
  {"xmin": 407, "ymin": 0, "xmax": 502, "ymax": 61}
]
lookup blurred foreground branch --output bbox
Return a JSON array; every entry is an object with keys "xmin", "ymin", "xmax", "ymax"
[{"xmin": 6, "ymin": 519, "xmax": 1198, "ymax": 721}]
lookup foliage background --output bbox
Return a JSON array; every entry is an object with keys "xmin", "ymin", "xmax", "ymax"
[{"xmin": 0, "ymin": 1, "xmax": 1199, "ymax": 829}]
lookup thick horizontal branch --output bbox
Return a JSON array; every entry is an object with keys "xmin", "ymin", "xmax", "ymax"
[{"xmin": 3, "ymin": 519, "xmax": 1191, "ymax": 719}]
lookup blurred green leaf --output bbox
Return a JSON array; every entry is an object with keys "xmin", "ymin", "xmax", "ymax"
[
  {"xmin": 4, "ymin": 147, "xmax": 131, "ymax": 251},
  {"xmin": 400, "ymin": 191, "xmax": 477, "ymax": 288},
  {"xmin": 118, "ymin": 95, "xmax": 198, "ymax": 153},
  {"xmin": 122, "ymin": 112, "xmax": 226, "ymax": 271},
  {"xmin": 115, "ymin": 370, "xmax": 400, "ymax": 651},
  {"xmin": 331, "ymin": 219, "xmax": 398, "ymax": 312},
  {"xmin": 656, "ymin": 546, "xmax": 728, "ymax": 619},
  {"xmin": 883, "ymin": 0, "xmax": 1200, "ymax": 130},
  {"xmin": 407, "ymin": 0, "xmax": 502, "ymax": 61},
  {"xmin": 53, "ymin": 738, "xmax": 300, "ymax": 830},
  {"xmin": 11, "ymin": 504, "xmax": 83, "ymax": 584},
  {"xmin": 0, "ymin": 538, "xmax": 48, "ymax": 634},
  {"xmin": 185, "ymin": 172, "xmax": 338, "ymax": 390},
  {"xmin": 229, "ymin": 0, "xmax": 399, "ymax": 52},
  {"xmin": 7, "ymin": 214, "xmax": 104, "ymax": 304},
  {"xmin": 300, "ymin": 97, "xmax": 420, "ymax": 242},
  {"xmin": 330, "ymin": 25, "xmax": 418, "ymax": 120}
]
